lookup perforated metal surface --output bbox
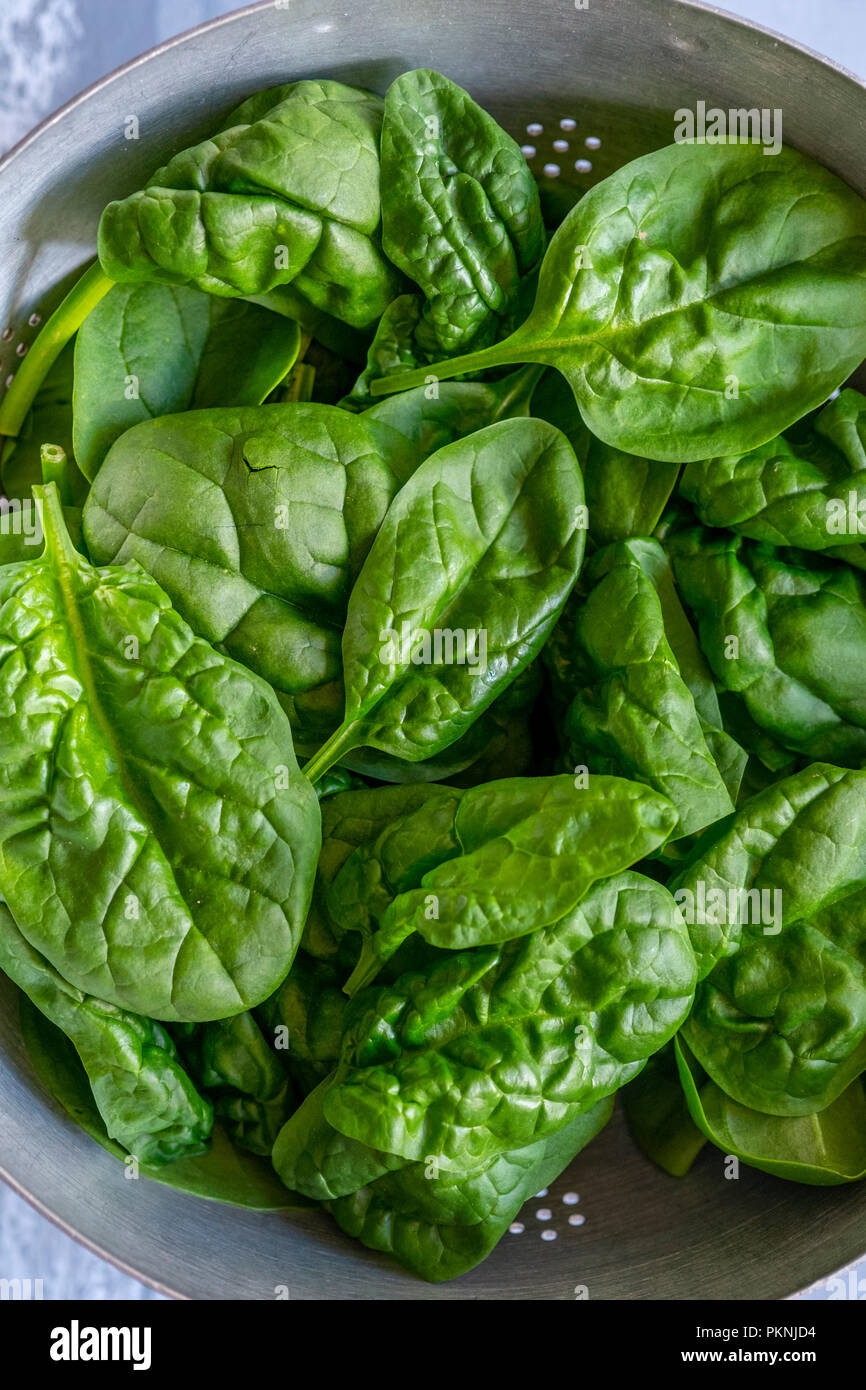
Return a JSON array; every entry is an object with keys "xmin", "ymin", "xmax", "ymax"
[{"xmin": 1, "ymin": 0, "xmax": 866, "ymax": 1300}]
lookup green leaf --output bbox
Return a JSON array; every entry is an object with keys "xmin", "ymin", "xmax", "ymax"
[
  {"xmin": 371, "ymin": 142, "xmax": 866, "ymax": 463},
  {"xmin": 324, "ymin": 869, "xmax": 696, "ymax": 1165},
  {"xmin": 97, "ymin": 80, "xmax": 402, "ymax": 329},
  {"xmin": 379, "ymin": 70, "xmax": 545, "ymax": 355},
  {"xmin": 303, "ymin": 417, "xmax": 586, "ymax": 780},
  {"xmin": 20, "ymin": 995, "xmax": 303, "ymax": 1209},
  {"xmin": 0, "ymin": 484, "xmax": 321, "ymax": 1021},
  {"xmin": 670, "ymin": 763, "xmax": 866, "ymax": 980},
  {"xmin": 361, "ymin": 362, "xmax": 544, "ymax": 484},
  {"xmin": 173, "ymin": 1011, "xmax": 294, "ymax": 1156},
  {"xmin": 82, "ymin": 404, "xmax": 396, "ymax": 733},
  {"xmin": 676, "ymin": 1039, "xmax": 866, "ymax": 1185},
  {"xmin": 327, "ymin": 1096, "xmax": 612, "ymax": 1282},
  {"xmin": 564, "ymin": 539, "xmax": 737, "ymax": 837},
  {"xmin": 353, "ymin": 775, "xmax": 679, "ymax": 984},
  {"xmin": 73, "ymin": 283, "xmax": 301, "ymax": 479},
  {"xmin": 669, "ymin": 529, "xmax": 866, "ymax": 762},
  {"xmin": 530, "ymin": 369, "xmax": 679, "ymax": 546},
  {"xmin": 682, "ymin": 893, "xmax": 866, "ymax": 1116},
  {"xmin": 0, "ymin": 901, "xmax": 212, "ymax": 1165},
  {"xmin": 680, "ymin": 388, "xmax": 866, "ymax": 554}
]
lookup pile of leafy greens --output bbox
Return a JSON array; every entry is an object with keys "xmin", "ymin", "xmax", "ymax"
[{"xmin": 1, "ymin": 66, "xmax": 866, "ymax": 1285}]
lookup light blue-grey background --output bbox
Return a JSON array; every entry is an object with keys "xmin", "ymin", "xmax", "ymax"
[{"xmin": 0, "ymin": 0, "xmax": 863, "ymax": 1301}]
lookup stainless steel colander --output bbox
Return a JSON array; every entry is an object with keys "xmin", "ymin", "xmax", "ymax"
[{"xmin": 1, "ymin": 0, "xmax": 864, "ymax": 1300}]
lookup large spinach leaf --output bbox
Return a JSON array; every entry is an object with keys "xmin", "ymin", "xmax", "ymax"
[
  {"xmin": 371, "ymin": 142, "xmax": 866, "ymax": 462},
  {"xmin": 682, "ymin": 888, "xmax": 866, "ymax": 1116},
  {"xmin": 676, "ymin": 1040, "xmax": 866, "ymax": 1186},
  {"xmin": 670, "ymin": 763, "xmax": 866, "ymax": 980},
  {"xmin": 73, "ymin": 283, "xmax": 301, "ymax": 479},
  {"xmin": 0, "ymin": 484, "xmax": 321, "ymax": 1021},
  {"xmin": 302, "ymin": 418, "xmax": 586, "ymax": 781},
  {"xmin": 82, "ymin": 404, "xmax": 396, "ymax": 734},
  {"xmin": 323, "ymin": 869, "xmax": 696, "ymax": 1166},
  {"xmin": 379, "ymin": 70, "xmax": 545, "ymax": 355},
  {"xmin": 97, "ymin": 80, "xmax": 402, "ymax": 329}
]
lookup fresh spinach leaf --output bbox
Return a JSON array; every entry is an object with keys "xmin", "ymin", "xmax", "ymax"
[
  {"xmin": 0, "ymin": 902, "xmax": 212, "ymax": 1165},
  {"xmin": 564, "ymin": 539, "xmax": 738, "ymax": 837},
  {"xmin": 669, "ymin": 762, "xmax": 866, "ymax": 981},
  {"xmin": 669, "ymin": 528, "xmax": 866, "ymax": 762},
  {"xmin": 676, "ymin": 1039, "xmax": 866, "ymax": 1186},
  {"xmin": 73, "ymin": 283, "xmax": 302, "ymax": 479},
  {"xmin": 530, "ymin": 369, "xmax": 680, "ymax": 546},
  {"xmin": 323, "ymin": 868, "xmax": 696, "ymax": 1166},
  {"xmin": 327, "ymin": 1096, "xmax": 613, "ymax": 1282},
  {"xmin": 20, "ymin": 995, "xmax": 304, "ymax": 1209},
  {"xmin": 0, "ymin": 484, "xmax": 321, "ymax": 1021},
  {"xmin": 98, "ymin": 80, "xmax": 403, "ymax": 329},
  {"xmin": 682, "ymin": 892, "xmax": 866, "ymax": 1116},
  {"xmin": 361, "ymin": 363, "xmax": 544, "ymax": 484},
  {"xmin": 679, "ymin": 389, "xmax": 866, "ymax": 554},
  {"xmin": 371, "ymin": 142, "xmax": 866, "ymax": 463},
  {"xmin": 256, "ymin": 953, "xmax": 348, "ymax": 1093},
  {"xmin": 338, "ymin": 774, "xmax": 679, "ymax": 991},
  {"xmin": 379, "ymin": 70, "xmax": 545, "ymax": 355},
  {"xmin": 82, "ymin": 404, "xmax": 396, "ymax": 735},
  {"xmin": 302, "ymin": 418, "xmax": 586, "ymax": 781}
]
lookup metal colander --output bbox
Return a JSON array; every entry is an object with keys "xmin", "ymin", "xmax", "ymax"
[{"xmin": 0, "ymin": 0, "xmax": 864, "ymax": 1300}]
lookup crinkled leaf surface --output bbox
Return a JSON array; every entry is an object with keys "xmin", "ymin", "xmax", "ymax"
[
  {"xmin": 372, "ymin": 142, "xmax": 866, "ymax": 462},
  {"xmin": 323, "ymin": 869, "xmax": 696, "ymax": 1166},
  {"xmin": 0, "ymin": 485, "xmax": 321, "ymax": 1021}
]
